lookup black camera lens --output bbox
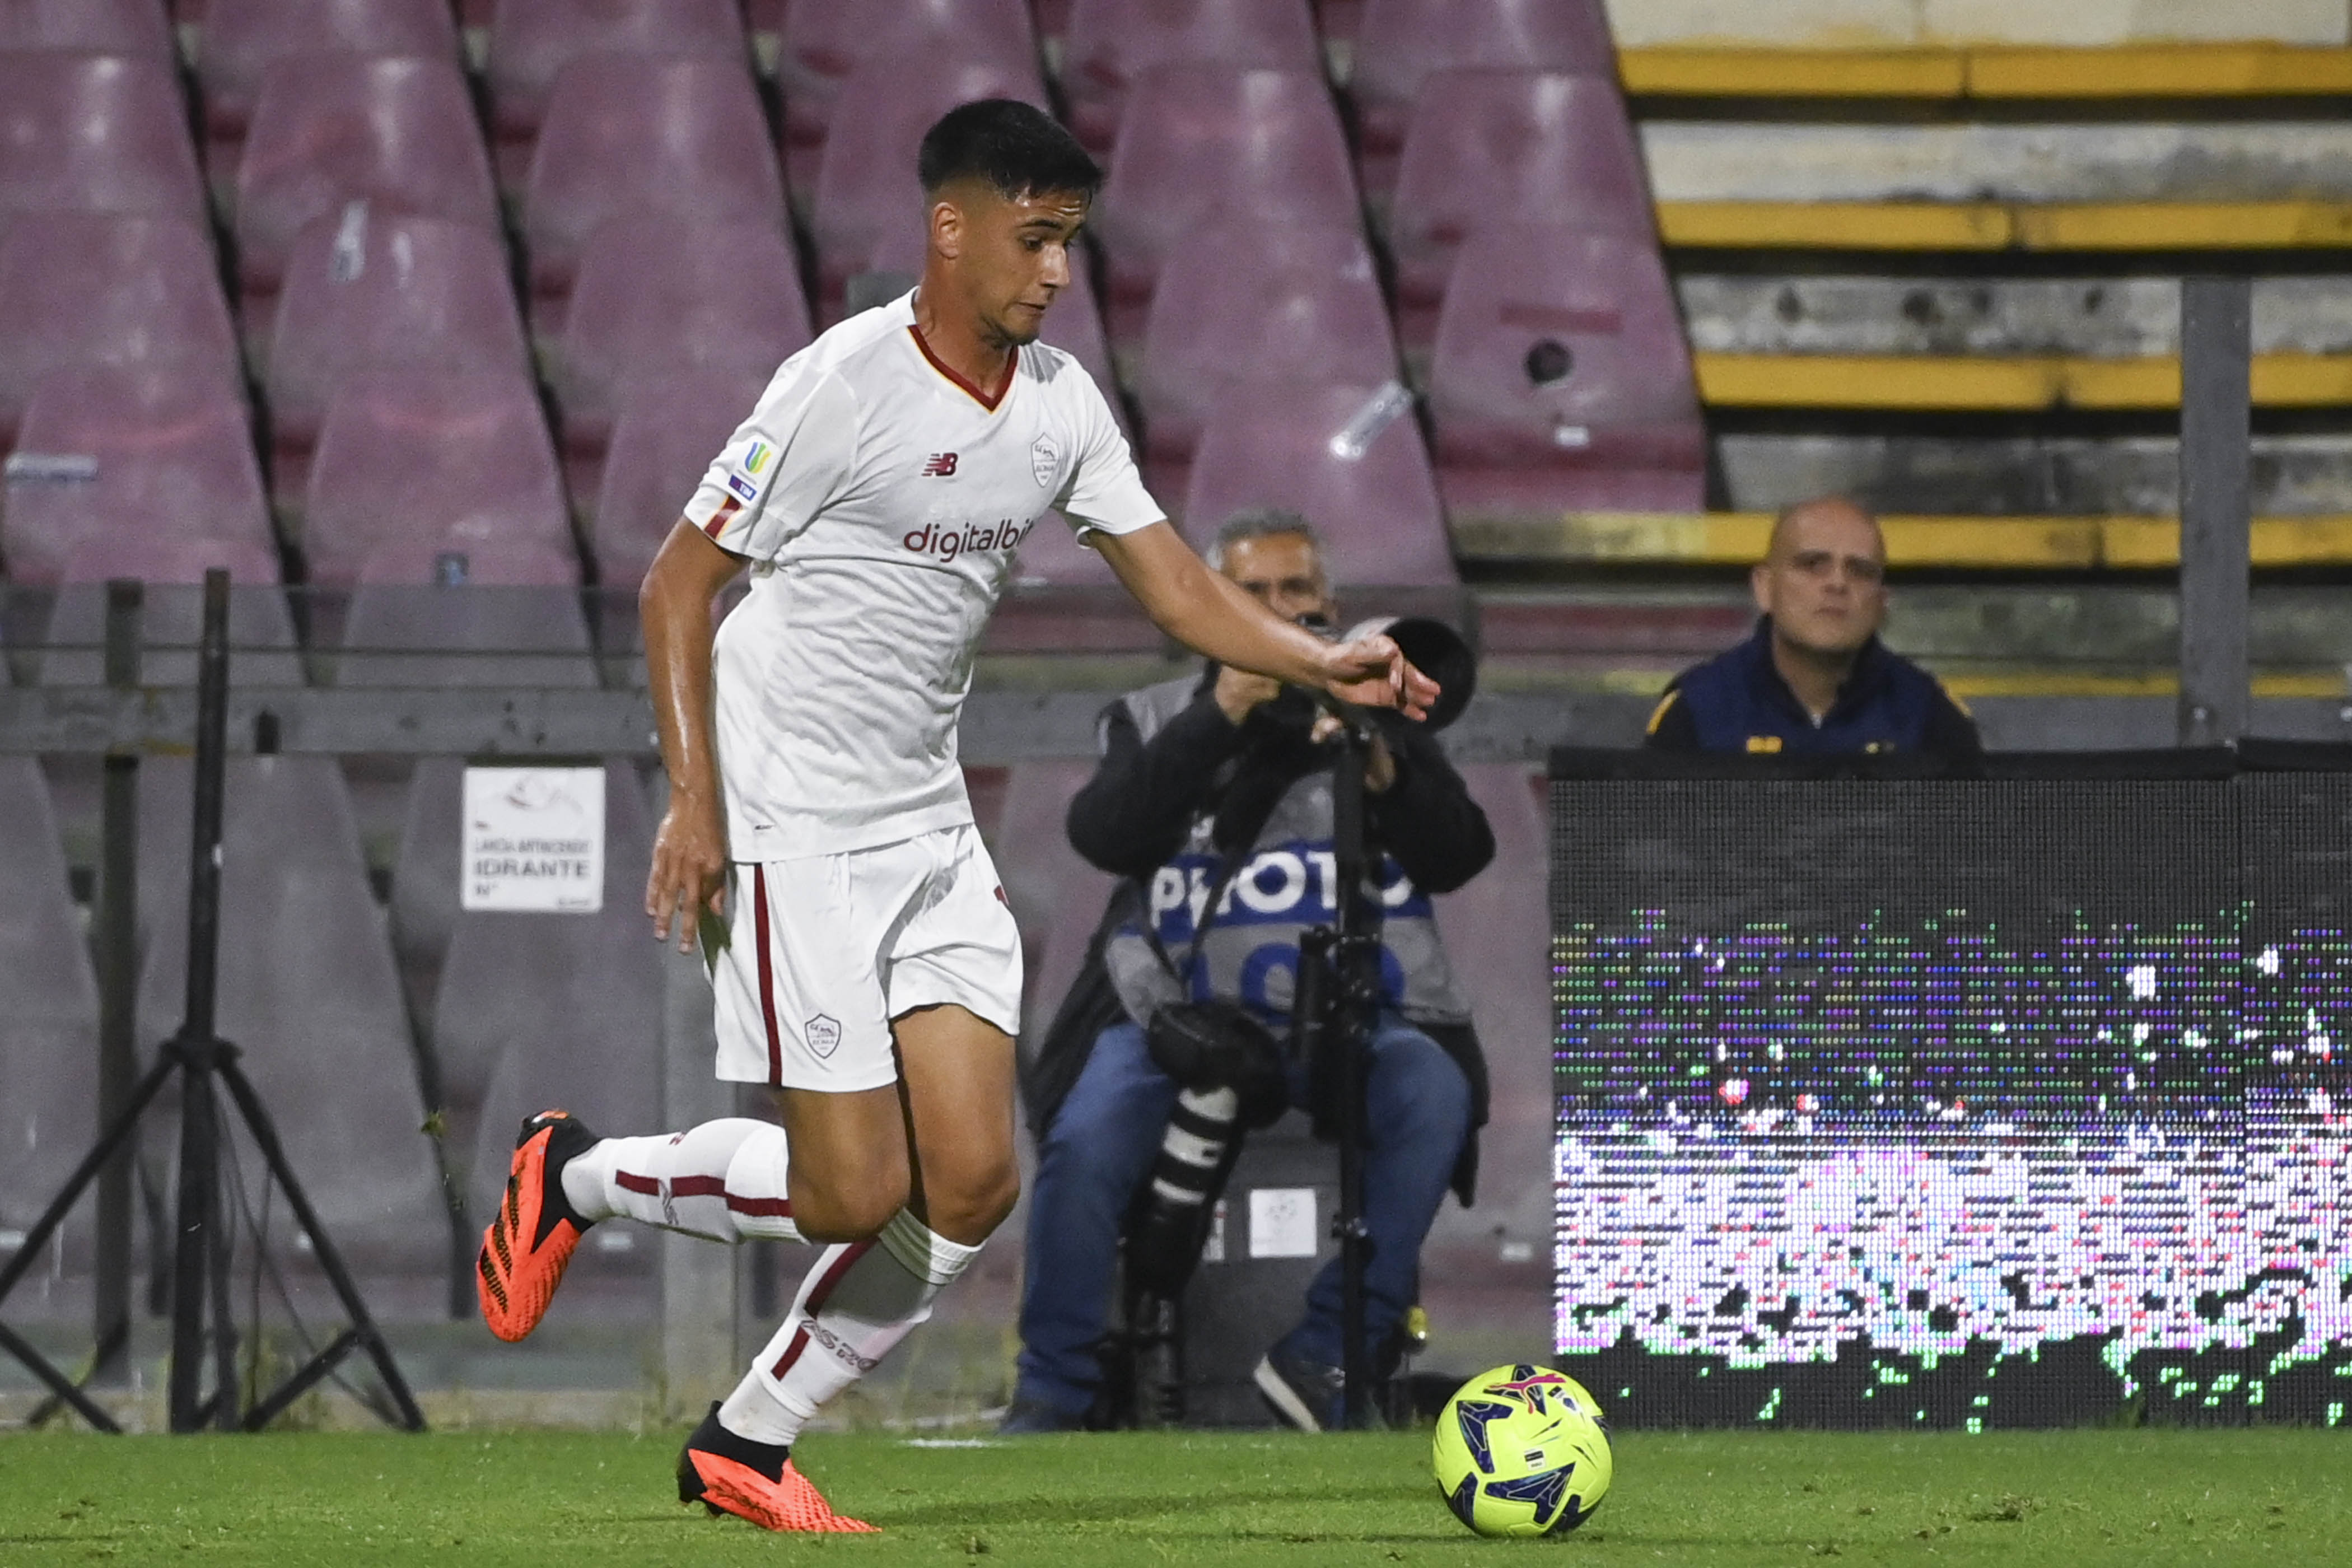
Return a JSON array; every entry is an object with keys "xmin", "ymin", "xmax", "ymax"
[{"xmin": 1524, "ymin": 338, "xmax": 1574, "ymax": 387}]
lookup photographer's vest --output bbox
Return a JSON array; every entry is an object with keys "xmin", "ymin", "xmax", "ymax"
[{"xmin": 1099, "ymin": 674, "xmax": 1475, "ymax": 1030}]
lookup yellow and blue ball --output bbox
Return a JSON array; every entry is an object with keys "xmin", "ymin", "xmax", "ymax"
[{"xmin": 1431, "ymin": 1364, "xmax": 1613, "ymax": 1537}]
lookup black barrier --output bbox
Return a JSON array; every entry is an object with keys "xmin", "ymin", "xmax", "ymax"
[{"xmin": 1548, "ymin": 748, "xmax": 2352, "ymax": 1430}]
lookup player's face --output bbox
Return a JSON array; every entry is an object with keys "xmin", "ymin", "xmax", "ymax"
[
  {"xmin": 1752, "ymin": 502, "xmax": 1887, "ymax": 657},
  {"xmin": 937, "ymin": 183, "xmax": 1090, "ymax": 348},
  {"xmin": 1220, "ymin": 532, "xmax": 1331, "ymax": 626}
]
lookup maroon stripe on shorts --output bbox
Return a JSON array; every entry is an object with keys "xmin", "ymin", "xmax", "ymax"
[
  {"xmin": 615, "ymin": 1172, "xmax": 659, "ymax": 1195},
  {"xmin": 753, "ymin": 863, "xmax": 781, "ymax": 1086},
  {"xmin": 769, "ymin": 1240, "xmax": 872, "ymax": 1379},
  {"xmin": 669, "ymin": 1176, "xmax": 726, "ymax": 1199}
]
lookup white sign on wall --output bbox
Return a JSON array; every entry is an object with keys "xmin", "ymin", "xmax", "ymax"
[
  {"xmin": 1248, "ymin": 1187, "xmax": 1319, "ymax": 1259},
  {"xmin": 461, "ymin": 766, "xmax": 604, "ymax": 913}
]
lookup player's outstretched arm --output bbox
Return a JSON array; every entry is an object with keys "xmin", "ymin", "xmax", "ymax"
[
  {"xmin": 642, "ymin": 520, "xmax": 748, "ymax": 952},
  {"xmin": 1093, "ymin": 520, "xmax": 1439, "ymax": 720}
]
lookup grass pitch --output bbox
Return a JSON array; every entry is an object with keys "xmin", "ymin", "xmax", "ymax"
[{"xmin": 2, "ymin": 1426, "xmax": 2345, "ymax": 1566}]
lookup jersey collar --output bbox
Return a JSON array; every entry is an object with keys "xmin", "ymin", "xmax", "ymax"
[{"xmin": 907, "ymin": 321, "xmax": 1016, "ymax": 413}]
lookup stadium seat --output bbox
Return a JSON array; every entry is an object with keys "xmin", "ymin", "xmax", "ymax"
[
  {"xmin": 1350, "ymin": 0, "xmax": 1615, "ymax": 169},
  {"xmin": 231, "ymin": 55, "xmax": 499, "ymax": 298},
  {"xmin": 428, "ymin": 764, "xmax": 661, "ymax": 1233},
  {"xmin": 4, "ymin": 367, "xmax": 271, "ymax": 586},
  {"xmin": 589, "ymin": 372, "xmax": 766, "ymax": 589},
  {"xmin": 778, "ymin": 0, "xmax": 1039, "ymax": 161},
  {"xmin": 1135, "ymin": 221, "xmax": 1397, "ymax": 460},
  {"xmin": 1385, "ymin": 69, "xmax": 1653, "ymax": 334},
  {"xmin": 1060, "ymin": 0, "xmax": 1323, "ymax": 149},
  {"xmin": 136, "ymin": 754, "xmax": 446, "ymax": 1269},
  {"xmin": 547, "ymin": 213, "xmax": 810, "ymax": 449},
  {"xmin": 264, "ymin": 211, "xmax": 530, "ymax": 453},
  {"xmin": 992, "ymin": 759, "xmax": 1118, "ymax": 1057},
  {"xmin": 488, "ymin": 0, "xmax": 748, "ymax": 142},
  {"xmin": 337, "ymin": 537, "xmax": 594, "ymax": 690},
  {"xmin": 522, "ymin": 53, "xmax": 785, "ymax": 302},
  {"xmin": 809, "ymin": 54, "xmax": 1048, "ymax": 319},
  {"xmin": 0, "ymin": 0, "xmax": 172, "ymax": 57},
  {"xmin": 197, "ymin": 0, "xmax": 460, "ymax": 138},
  {"xmin": 301, "ymin": 371, "xmax": 571, "ymax": 587},
  {"xmin": 0, "ymin": 213, "xmax": 239, "ymax": 438},
  {"xmin": 0, "ymin": 757, "xmax": 100, "ymax": 1267},
  {"xmin": 0, "ymin": 52, "xmax": 204, "ymax": 222},
  {"xmin": 1089, "ymin": 66, "xmax": 1359, "ymax": 326},
  {"xmin": 1425, "ymin": 225, "xmax": 1706, "ymax": 516},
  {"xmin": 1181, "ymin": 380, "xmax": 1456, "ymax": 586},
  {"xmin": 44, "ymin": 534, "xmax": 304, "ymax": 687}
]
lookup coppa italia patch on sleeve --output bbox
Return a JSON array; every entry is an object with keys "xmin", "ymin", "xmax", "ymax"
[{"xmin": 725, "ymin": 438, "xmax": 774, "ymax": 503}]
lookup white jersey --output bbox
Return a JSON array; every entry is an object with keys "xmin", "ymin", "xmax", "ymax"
[{"xmin": 682, "ymin": 291, "xmax": 1162, "ymax": 861}]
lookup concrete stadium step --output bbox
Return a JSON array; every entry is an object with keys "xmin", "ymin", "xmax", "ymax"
[
  {"xmin": 1637, "ymin": 121, "xmax": 2352, "ymax": 205},
  {"xmin": 1714, "ymin": 432, "xmax": 2352, "ymax": 519},
  {"xmin": 1676, "ymin": 276, "xmax": 2352, "ymax": 358}
]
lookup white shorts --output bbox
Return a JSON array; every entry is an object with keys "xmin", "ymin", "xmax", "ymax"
[{"xmin": 706, "ymin": 824, "xmax": 1024, "ymax": 1092}]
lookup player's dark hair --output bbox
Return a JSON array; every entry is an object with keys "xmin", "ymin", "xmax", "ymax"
[{"xmin": 918, "ymin": 99, "xmax": 1102, "ymax": 200}]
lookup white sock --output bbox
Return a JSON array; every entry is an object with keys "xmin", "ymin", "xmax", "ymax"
[
  {"xmin": 559, "ymin": 1119, "xmax": 801, "ymax": 1243},
  {"xmin": 718, "ymin": 1208, "xmax": 981, "ymax": 1446}
]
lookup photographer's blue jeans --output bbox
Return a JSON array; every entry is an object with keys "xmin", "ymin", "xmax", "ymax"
[{"xmin": 1014, "ymin": 1013, "xmax": 1472, "ymax": 1418}]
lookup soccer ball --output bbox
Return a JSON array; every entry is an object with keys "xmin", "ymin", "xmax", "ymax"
[{"xmin": 1431, "ymin": 1364, "xmax": 1612, "ymax": 1537}]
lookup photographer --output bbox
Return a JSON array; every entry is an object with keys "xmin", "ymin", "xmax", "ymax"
[{"xmin": 1006, "ymin": 511, "xmax": 1493, "ymax": 1434}]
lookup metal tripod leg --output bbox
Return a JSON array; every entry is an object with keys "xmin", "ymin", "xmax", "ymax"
[{"xmin": 216, "ymin": 1056, "xmax": 427, "ymax": 1431}]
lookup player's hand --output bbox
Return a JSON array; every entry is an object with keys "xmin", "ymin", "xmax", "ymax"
[
  {"xmin": 646, "ymin": 789, "xmax": 727, "ymax": 954},
  {"xmin": 1213, "ymin": 662, "xmax": 1283, "ymax": 724},
  {"xmin": 1317, "ymin": 632, "xmax": 1438, "ymax": 722}
]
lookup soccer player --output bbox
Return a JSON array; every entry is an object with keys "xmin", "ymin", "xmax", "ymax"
[{"xmin": 473, "ymin": 100, "xmax": 1438, "ymax": 1533}]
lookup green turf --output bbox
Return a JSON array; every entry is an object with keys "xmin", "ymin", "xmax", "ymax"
[{"xmin": 1, "ymin": 1426, "xmax": 2345, "ymax": 1566}]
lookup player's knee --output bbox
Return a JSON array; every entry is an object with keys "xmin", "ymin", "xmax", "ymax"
[
  {"xmin": 925, "ymin": 1159, "xmax": 1020, "ymax": 1245},
  {"xmin": 791, "ymin": 1168, "xmax": 911, "ymax": 1243}
]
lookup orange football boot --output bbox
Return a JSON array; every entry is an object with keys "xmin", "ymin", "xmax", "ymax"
[
  {"xmin": 476, "ymin": 1109, "xmax": 598, "ymax": 1342},
  {"xmin": 677, "ymin": 1403, "xmax": 878, "ymax": 1533}
]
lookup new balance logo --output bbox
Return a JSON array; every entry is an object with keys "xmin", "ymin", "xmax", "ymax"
[{"xmin": 921, "ymin": 452, "xmax": 959, "ymax": 477}]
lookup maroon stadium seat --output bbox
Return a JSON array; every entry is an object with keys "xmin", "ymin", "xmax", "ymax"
[
  {"xmin": 338, "ymin": 536, "xmax": 594, "ymax": 690},
  {"xmin": 488, "ymin": 0, "xmax": 748, "ymax": 142},
  {"xmin": 0, "ymin": 213, "xmax": 239, "ymax": 438},
  {"xmin": 0, "ymin": 0, "xmax": 172, "ymax": 56},
  {"xmin": 1089, "ymin": 65, "xmax": 1358, "ymax": 328},
  {"xmin": 264, "ymin": 211, "xmax": 530, "ymax": 453},
  {"xmin": 5, "ymin": 367, "xmax": 270, "ymax": 585},
  {"xmin": 1351, "ymin": 0, "xmax": 1614, "ymax": 171},
  {"xmin": 1061, "ymin": 0, "xmax": 1322, "ymax": 149},
  {"xmin": 0, "ymin": 757, "xmax": 99, "ymax": 1267},
  {"xmin": 809, "ymin": 54, "xmax": 1048, "ymax": 319},
  {"xmin": 46, "ymin": 534, "xmax": 304, "ymax": 687},
  {"xmin": 0, "ymin": 52, "xmax": 204, "ymax": 222},
  {"xmin": 302, "ymin": 371, "xmax": 571, "ymax": 586},
  {"xmin": 444, "ymin": 768, "xmax": 661, "ymax": 1243},
  {"xmin": 522, "ymin": 53, "xmax": 784, "ymax": 303},
  {"xmin": 778, "ymin": 0, "xmax": 1038, "ymax": 160},
  {"xmin": 137, "ymin": 753, "xmax": 446, "ymax": 1270},
  {"xmin": 232, "ymin": 55, "xmax": 498, "ymax": 297},
  {"xmin": 197, "ymin": 0, "xmax": 459, "ymax": 138},
  {"xmin": 1427, "ymin": 224, "xmax": 1705, "ymax": 515},
  {"xmin": 1182, "ymin": 380, "xmax": 1456, "ymax": 586},
  {"xmin": 589, "ymin": 371, "xmax": 766, "ymax": 589},
  {"xmin": 1387, "ymin": 69, "xmax": 1652, "ymax": 334},
  {"xmin": 994, "ymin": 759, "xmax": 1119, "ymax": 1056},
  {"xmin": 548, "ymin": 213, "xmax": 810, "ymax": 446},
  {"xmin": 1136, "ymin": 220, "xmax": 1396, "ymax": 460}
]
